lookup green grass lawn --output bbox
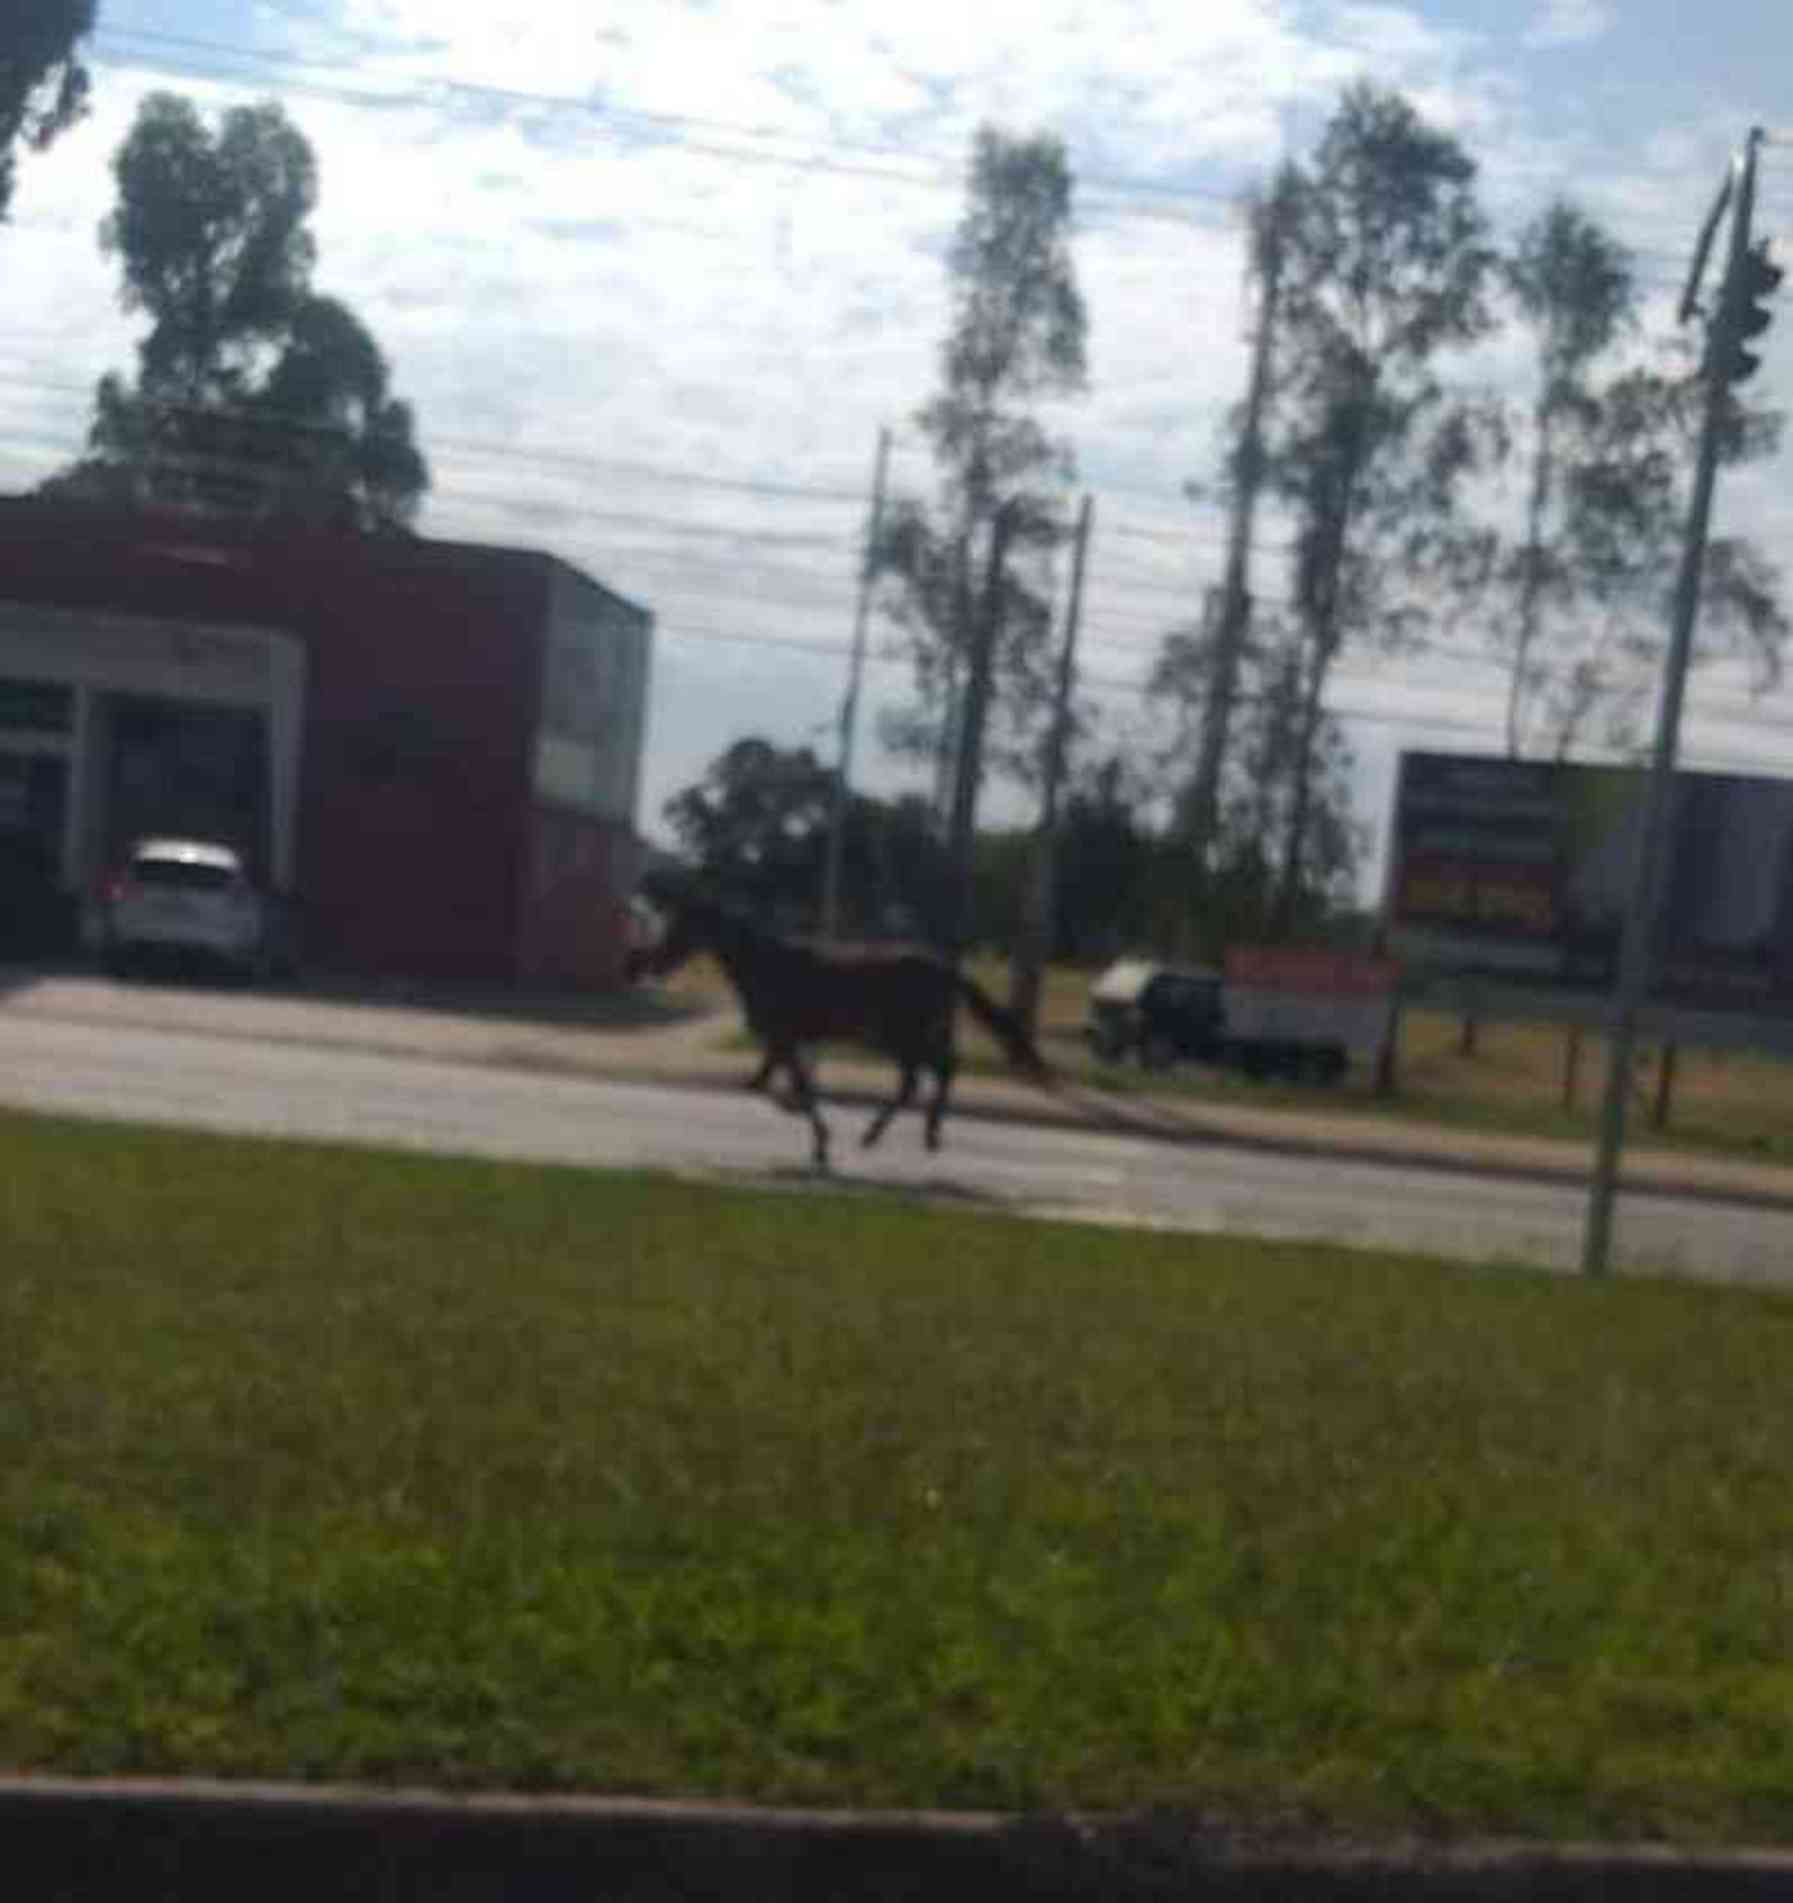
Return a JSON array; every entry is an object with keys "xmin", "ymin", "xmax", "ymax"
[{"xmin": 6, "ymin": 1108, "xmax": 1793, "ymax": 1842}]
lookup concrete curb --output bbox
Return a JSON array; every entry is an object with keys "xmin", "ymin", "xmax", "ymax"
[{"xmin": 7, "ymin": 1776, "xmax": 1793, "ymax": 1901}]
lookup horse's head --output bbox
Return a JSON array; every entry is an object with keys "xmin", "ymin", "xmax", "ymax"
[{"xmin": 628, "ymin": 874, "xmax": 727, "ymax": 983}]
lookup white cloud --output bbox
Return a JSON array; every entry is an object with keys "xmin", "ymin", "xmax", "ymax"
[
  {"xmin": 9, "ymin": 0, "xmax": 1792, "ymax": 857},
  {"xmin": 1522, "ymin": 0, "xmax": 1615, "ymax": 51}
]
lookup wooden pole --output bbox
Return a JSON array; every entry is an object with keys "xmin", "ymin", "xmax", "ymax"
[{"xmin": 1652, "ymin": 1042, "xmax": 1679, "ymax": 1131}]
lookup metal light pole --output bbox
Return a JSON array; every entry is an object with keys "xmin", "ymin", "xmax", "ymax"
[
  {"xmin": 1581, "ymin": 129, "xmax": 1765, "ymax": 1278},
  {"xmin": 819, "ymin": 426, "xmax": 891, "ymax": 943}
]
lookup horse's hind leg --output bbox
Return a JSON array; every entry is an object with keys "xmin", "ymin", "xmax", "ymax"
[
  {"xmin": 861, "ymin": 1062, "xmax": 917, "ymax": 1149},
  {"xmin": 747, "ymin": 1047, "xmax": 799, "ymax": 1109},
  {"xmin": 923, "ymin": 1051, "xmax": 955, "ymax": 1152}
]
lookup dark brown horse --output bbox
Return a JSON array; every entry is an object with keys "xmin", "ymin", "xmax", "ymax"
[{"xmin": 630, "ymin": 889, "xmax": 1050, "ymax": 1169}]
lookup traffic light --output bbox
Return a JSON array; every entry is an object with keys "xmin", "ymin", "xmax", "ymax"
[{"xmin": 1719, "ymin": 239, "xmax": 1783, "ymax": 384}]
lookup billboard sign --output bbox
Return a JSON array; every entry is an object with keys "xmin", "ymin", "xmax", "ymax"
[{"xmin": 1388, "ymin": 751, "xmax": 1793, "ymax": 1013}]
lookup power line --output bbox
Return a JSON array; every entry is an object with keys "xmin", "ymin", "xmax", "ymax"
[
  {"xmin": 653, "ymin": 607, "xmax": 1793, "ymax": 746},
  {"xmin": 649, "ymin": 619, "xmax": 1542, "ymax": 742},
  {"xmin": 425, "ymin": 490, "xmax": 857, "ymax": 553},
  {"xmin": 87, "ymin": 23, "xmax": 1741, "ymax": 275},
  {"xmin": 0, "ymin": 424, "xmax": 1777, "ymax": 729},
  {"xmin": 0, "ymin": 410, "xmax": 1775, "ymax": 725},
  {"xmin": 0, "ymin": 360, "xmax": 1263, "ymax": 521},
  {"xmin": 0, "ymin": 366, "xmax": 884, "ymax": 508},
  {"xmin": 92, "ymin": 26, "xmax": 1239, "ymax": 220}
]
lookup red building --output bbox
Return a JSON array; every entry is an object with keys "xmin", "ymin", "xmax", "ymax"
[{"xmin": 0, "ymin": 499, "xmax": 652, "ymax": 987}]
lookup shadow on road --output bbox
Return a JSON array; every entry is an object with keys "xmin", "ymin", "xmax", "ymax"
[
  {"xmin": 742, "ymin": 1163, "xmax": 1011, "ymax": 1209},
  {"xmin": 0, "ymin": 956, "xmax": 90, "ymax": 1003},
  {"xmin": 281, "ymin": 971, "xmax": 709, "ymax": 1034},
  {"xmin": 1045, "ymin": 1077, "xmax": 1208, "ymax": 1142}
]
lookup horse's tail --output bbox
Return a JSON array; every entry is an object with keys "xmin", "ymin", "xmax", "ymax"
[{"xmin": 951, "ymin": 971, "xmax": 1054, "ymax": 1086}]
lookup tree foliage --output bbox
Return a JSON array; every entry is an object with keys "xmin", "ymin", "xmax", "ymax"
[
  {"xmin": 664, "ymin": 737, "xmax": 953, "ymax": 939},
  {"xmin": 0, "ymin": 0, "xmax": 95, "ymax": 222},
  {"xmin": 1494, "ymin": 199, "xmax": 1635, "ymax": 756},
  {"xmin": 46, "ymin": 92, "xmax": 428, "ymax": 529},
  {"xmin": 875, "ymin": 125, "xmax": 1088, "ymax": 794},
  {"xmin": 1149, "ymin": 87, "xmax": 1490, "ymax": 941},
  {"xmin": 1262, "ymin": 84, "xmax": 1497, "ymax": 929},
  {"xmin": 1149, "ymin": 617, "xmax": 1361, "ymax": 950},
  {"xmin": 1486, "ymin": 202, "xmax": 1788, "ymax": 759}
]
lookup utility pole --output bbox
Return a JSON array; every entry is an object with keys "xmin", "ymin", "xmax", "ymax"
[
  {"xmin": 943, "ymin": 503, "xmax": 1018, "ymax": 967},
  {"xmin": 820, "ymin": 425, "xmax": 891, "ymax": 943},
  {"xmin": 1581, "ymin": 128, "xmax": 1772, "ymax": 1278},
  {"xmin": 1010, "ymin": 494, "xmax": 1094, "ymax": 1035},
  {"xmin": 1180, "ymin": 167, "xmax": 1291, "ymax": 865}
]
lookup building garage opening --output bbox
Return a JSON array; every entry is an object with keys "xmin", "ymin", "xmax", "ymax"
[
  {"xmin": 0, "ymin": 678, "xmax": 75, "ymax": 954},
  {"xmin": 102, "ymin": 695, "xmax": 270, "ymax": 880}
]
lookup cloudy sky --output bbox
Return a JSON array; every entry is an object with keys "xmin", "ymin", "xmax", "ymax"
[{"xmin": 5, "ymin": 0, "xmax": 1793, "ymax": 875}]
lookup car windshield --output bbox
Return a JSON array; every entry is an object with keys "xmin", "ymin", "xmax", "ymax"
[{"xmin": 131, "ymin": 859, "xmax": 238, "ymax": 893}]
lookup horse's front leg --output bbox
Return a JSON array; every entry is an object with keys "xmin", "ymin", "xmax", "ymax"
[
  {"xmin": 923, "ymin": 1048, "xmax": 956, "ymax": 1152},
  {"xmin": 781, "ymin": 1047, "xmax": 831, "ymax": 1170},
  {"xmin": 744, "ymin": 1047, "xmax": 778, "ymax": 1093},
  {"xmin": 862, "ymin": 1061, "xmax": 917, "ymax": 1149}
]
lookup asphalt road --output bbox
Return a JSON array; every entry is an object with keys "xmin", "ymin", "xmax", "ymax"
[{"xmin": 0, "ymin": 1008, "xmax": 1788, "ymax": 1284}]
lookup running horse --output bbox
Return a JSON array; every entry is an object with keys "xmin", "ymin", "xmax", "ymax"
[{"xmin": 628, "ymin": 888, "xmax": 1052, "ymax": 1170}]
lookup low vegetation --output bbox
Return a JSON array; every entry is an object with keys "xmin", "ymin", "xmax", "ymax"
[{"xmin": 5, "ymin": 1110, "xmax": 1793, "ymax": 1840}]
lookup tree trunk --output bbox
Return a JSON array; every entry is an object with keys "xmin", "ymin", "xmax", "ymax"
[
  {"xmin": 1507, "ymin": 399, "xmax": 1555, "ymax": 760},
  {"xmin": 943, "ymin": 510, "xmax": 1015, "ymax": 965},
  {"xmin": 1652, "ymin": 1042, "xmax": 1679, "ymax": 1131},
  {"xmin": 1271, "ymin": 646, "xmax": 1330, "ymax": 938},
  {"xmin": 1561, "ymin": 1023, "xmax": 1583, "ymax": 1112},
  {"xmin": 1009, "ymin": 828, "xmax": 1051, "ymax": 1035},
  {"xmin": 1009, "ymin": 495, "xmax": 1090, "ymax": 1037},
  {"xmin": 1375, "ymin": 995, "xmax": 1401, "ymax": 1098}
]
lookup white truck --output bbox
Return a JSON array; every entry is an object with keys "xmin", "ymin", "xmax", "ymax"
[
  {"xmin": 1217, "ymin": 947, "xmax": 1398, "ymax": 1084},
  {"xmin": 1086, "ymin": 947, "xmax": 1398, "ymax": 1086}
]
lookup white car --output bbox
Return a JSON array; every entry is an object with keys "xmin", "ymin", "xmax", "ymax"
[{"xmin": 101, "ymin": 838, "xmax": 288, "ymax": 981}]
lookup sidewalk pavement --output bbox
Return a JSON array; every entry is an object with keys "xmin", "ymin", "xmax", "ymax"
[{"xmin": 5, "ymin": 966, "xmax": 1793, "ymax": 1211}]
